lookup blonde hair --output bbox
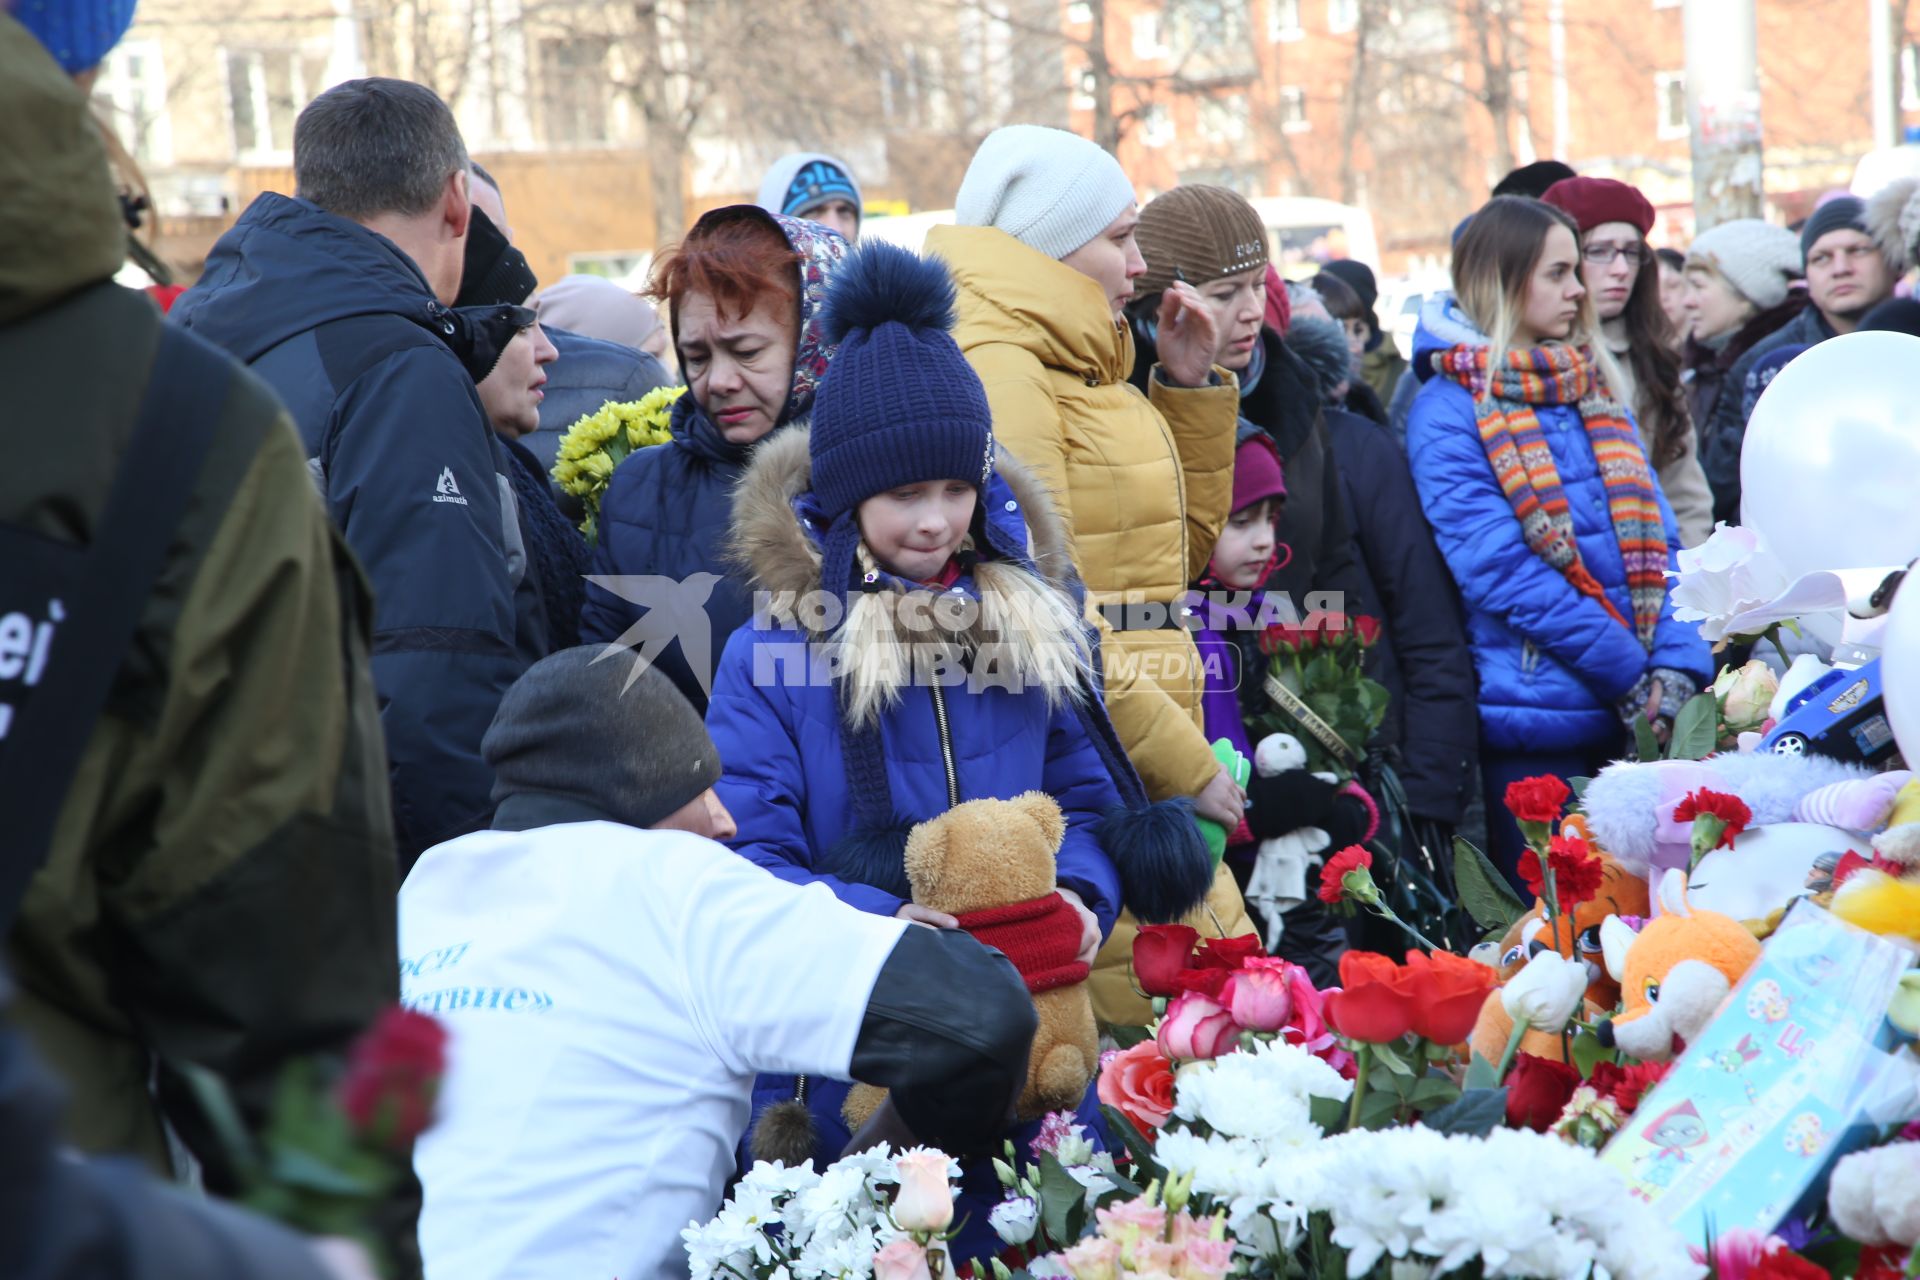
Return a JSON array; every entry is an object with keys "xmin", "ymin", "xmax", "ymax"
[{"xmin": 1452, "ymin": 196, "xmax": 1627, "ymax": 400}]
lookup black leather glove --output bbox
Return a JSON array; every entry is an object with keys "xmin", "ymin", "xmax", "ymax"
[{"xmin": 1245, "ymin": 770, "xmax": 1341, "ymax": 841}]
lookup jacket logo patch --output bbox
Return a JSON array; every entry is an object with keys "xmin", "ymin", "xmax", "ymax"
[{"xmin": 433, "ymin": 466, "xmax": 469, "ymax": 506}]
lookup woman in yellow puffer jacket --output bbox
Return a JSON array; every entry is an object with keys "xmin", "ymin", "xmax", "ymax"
[{"xmin": 927, "ymin": 125, "xmax": 1254, "ymax": 1023}]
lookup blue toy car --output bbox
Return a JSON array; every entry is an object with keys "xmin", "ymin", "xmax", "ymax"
[{"xmin": 1759, "ymin": 657, "xmax": 1899, "ymax": 766}]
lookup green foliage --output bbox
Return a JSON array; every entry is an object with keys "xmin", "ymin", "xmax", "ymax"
[
  {"xmin": 1421, "ymin": 1087, "xmax": 1510, "ymax": 1137},
  {"xmin": 1454, "ymin": 837, "xmax": 1528, "ymax": 933},
  {"xmin": 1668, "ymin": 692, "xmax": 1721, "ymax": 761}
]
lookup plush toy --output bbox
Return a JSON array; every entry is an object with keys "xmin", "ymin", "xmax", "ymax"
[
  {"xmin": 1595, "ymin": 870, "xmax": 1763, "ymax": 1061},
  {"xmin": 1872, "ymin": 777, "xmax": 1920, "ymax": 870},
  {"xmin": 1827, "ymin": 1141, "xmax": 1920, "ymax": 1247},
  {"xmin": 1830, "ymin": 868, "xmax": 1920, "ymax": 941},
  {"xmin": 1466, "ymin": 848, "xmax": 1649, "ymax": 1065},
  {"xmin": 1242, "ymin": 733, "xmax": 1336, "ymax": 948},
  {"xmin": 843, "ymin": 793, "xmax": 1100, "ymax": 1130},
  {"xmin": 1583, "ymin": 753, "xmax": 1872, "ymax": 880}
]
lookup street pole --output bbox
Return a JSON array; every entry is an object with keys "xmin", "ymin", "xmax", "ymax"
[
  {"xmin": 1682, "ymin": 0, "xmax": 1765, "ymax": 229},
  {"xmin": 1871, "ymin": 0, "xmax": 1899, "ymax": 150}
]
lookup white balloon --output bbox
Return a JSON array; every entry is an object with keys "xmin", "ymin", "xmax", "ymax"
[
  {"xmin": 1741, "ymin": 331, "xmax": 1920, "ymax": 647},
  {"xmin": 1885, "ymin": 569, "xmax": 1920, "ymax": 765},
  {"xmin": 1687, "ymin": 822, "xmax": 1871, "ymax": 921}
]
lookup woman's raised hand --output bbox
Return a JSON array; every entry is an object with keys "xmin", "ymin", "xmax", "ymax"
[{"xmin": 1155, "ymin": 281, "xmax": 1221, "ymax": 388}]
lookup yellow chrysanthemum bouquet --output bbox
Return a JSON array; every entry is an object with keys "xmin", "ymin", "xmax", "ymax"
[{"xmin": 550, "ymin": 384, "xmax": 687, "ymax": 543}]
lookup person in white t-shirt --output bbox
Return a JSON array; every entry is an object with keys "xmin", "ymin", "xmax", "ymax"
[{"xmin": 402, "ymin": 647, "xmax": 1037, "ymax": 1280}]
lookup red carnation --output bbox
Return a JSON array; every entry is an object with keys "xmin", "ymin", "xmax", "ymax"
[
  {"xmin": 1674, "ymin": 788, "xmax": 1752, "ymax": 846},
  {"xmin": 1518, "ymin": 832, "xmax": 1606, "ymax": 917},
  {"xmin": 336, "ymin": 1006, "xmax": 448, "ymax": 1151},
  {"xmin": 1133, "ymin": 923, "xmax": 1200, "ymax": 997},
  {"xmin": 1318, "ymin": 845, "xmax": 1375, "ymax": 905},
  {"xmin": 1504, "ymin": 775, "xmax": 1571, "ymax": 825},
  {"xmin": 1748, "ymin": 1251, "xmax": 1831, "ymax": 1280},
  {"xmin": 1504, "ymin": 1052, "xmax": 1582, "ymax": 1132},
  {"xmin": 1587, "ymin": 1059, "xmax": 1673, "ymax": 1114}
]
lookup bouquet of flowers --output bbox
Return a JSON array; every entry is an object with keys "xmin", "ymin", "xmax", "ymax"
[
  {"xmin": 550, "ymin": 384, "xmax": 686, "ymax": 543},
  {"xmin": 682, "ymin": 1146, "xmax": 961, "ymax": 1280},
  {"xmin": 1253, "ymin": 613, "xmax": 1388, "ymax": 781}
]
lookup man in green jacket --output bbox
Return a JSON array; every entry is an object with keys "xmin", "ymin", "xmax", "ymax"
[{"xmin": 0, "ymin": 9, "xmax": 398, "ymax": 1180}]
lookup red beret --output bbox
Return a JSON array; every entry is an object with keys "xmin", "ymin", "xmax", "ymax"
[{"xmin": 1541, "ymin": 176, "xmax": 1656, "ymax": 238}]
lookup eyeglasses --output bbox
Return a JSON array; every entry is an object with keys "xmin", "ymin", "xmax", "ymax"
[{"xmin": 1582, "ymin": 243, "xmax": 1646, "ymax": 267}]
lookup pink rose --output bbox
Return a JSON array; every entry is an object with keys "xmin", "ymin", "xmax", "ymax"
[
  {"xmin": 873, "ymin": 1238, "xmax": 933, "ymax": 1280},
  {"xmin": 1095, "ymin": 1040, "xmax": 1176, "ymax": 1135},
  {"xmin": 891, "ymin": 1150, "xmax": 953, "ymax": 1233},
  {"xmin": 1094, "ymin": 1195, "xmax": 1169, "ymax": 1238},
  {"xmin": 1131, "ymin": 1237, "xmax": 1182, "ymax": 1275},
  {"xmin": 1060, "ymin": 1237, "xmax": 1122, "ymax": 1280},
  {"xmin": 1156, "ymin": 990, "xmax": 1242, "ymax": 1061},
  {"xmin": 1222, "ymin": 963, "xmax": 1295, "ymax": 1032}
]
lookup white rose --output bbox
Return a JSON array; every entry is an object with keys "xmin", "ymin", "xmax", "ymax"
[
  {"xmin": 1716, "ymin": 660, "xmax": 1780, "ymax": 730},
  {"xmin": 1500, "ymin": 951, "xmax": 1589, "ymax": 1033}
]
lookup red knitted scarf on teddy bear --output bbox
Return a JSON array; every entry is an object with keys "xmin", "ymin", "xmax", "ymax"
[{"xmin": 953, "ymin": 893, "xmax": 1088, "ymax": 994}]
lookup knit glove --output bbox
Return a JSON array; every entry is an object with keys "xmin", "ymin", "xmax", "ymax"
[
  {"xmin": 1246, "ymin": 771, "xmax": 1342, "ymax": 842},
  {"xmin": 1650, "ymin": 667, "xmax": 1701, "ymax": 720},
  {"xmin": 1614, "ymin": 671, "xmax": 1655, "ymax": 730}
]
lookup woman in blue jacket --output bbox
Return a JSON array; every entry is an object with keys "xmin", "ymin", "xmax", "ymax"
[
  {"xmin": 706, "ymin": 243, "xmax": 1190, "ymax": 1258},
  {"xmin": 1406, "ymin": 197, "xmax": 1711, "ymax": 880},
  {"xmin": 579, "ymin": 206, "xmax": 847, "ymax": 711}
]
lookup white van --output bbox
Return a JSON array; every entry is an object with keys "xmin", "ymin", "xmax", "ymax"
[{"xmin": 1245, "ymin": 196, "xmax": 1382, "ymax": 280}]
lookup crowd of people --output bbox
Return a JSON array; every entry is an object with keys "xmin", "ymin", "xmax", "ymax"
[{"xmin": 8, "ymin": 2, "xmax": 1920, "ymax": 1277}]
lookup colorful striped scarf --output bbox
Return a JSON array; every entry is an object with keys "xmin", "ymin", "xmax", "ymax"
[{"xmin": 1435, "ymin": 343, "xmax": 1668, "ymax": 647}]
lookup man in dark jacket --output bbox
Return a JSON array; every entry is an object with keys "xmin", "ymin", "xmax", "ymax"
[
  {"xmin": 1700, "ymin": 198, "xmax": 1895, "ymax": 523},
  {"xmin": 176, "ymin": 78, "xmax": 549, "ymax": 866},
  {"xmin": 1, "ymin": 11, "xmax": 396, "ymax": 1176}
]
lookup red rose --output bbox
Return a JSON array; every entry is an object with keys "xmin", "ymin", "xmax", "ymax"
[
  {"xmin": 1260, "ymin": 624, "xmax": 1309, "ymax": 655},
  {"xmin": 1587, "ymin": 1059, "xmax": 1672, "ymax": 1114},
  {"xmin": 1748, "ymin": 1251, "xmax": 1831, "ymax": 1280},
  {"xmin": 1855, "ymin": 1245, "xmax": 1910, "ymax": 1280},
  {"xmin": 1193, "ymin": 933, "xmax": 1265, "ymax": 971},
  {"xmin": 1323, "ymin": 950, "xmax": 1416, "ymax": 1044},
  {"xmin": 1318, "ymin": 845, "xmax": 1374, "ymax": 906},
  {"xmin": 1353, "ymin": 615, "xmax": 1383, "ymax": 647},
  {"xmin": 337, "ymin": 1006, "xmax": 448, "ymax": 1150},
  {"xmin": 1133, "ymin": 924, "xmax": 1200, "ymax": 997},
  {"xmin": 1674, "ymin": 788, "xmax": 1753, "ymax": 847},
  {"xmin": 1503, "ymin": 775, "xmax": 1571, "ymax": 825},
  {"xmin": 1169, "ymin": 967, "xmax": 1231, "ymax": 999},
  {"xmin": 1096, "ymin": 1040, "xmax": 1177, "ymax": 1136},
  {"xmin": 1504, "ymin": 1052, "xmax": 1582, "ymax": 1131},
  {"xmin": 1402, "ymin": 949, "xmax": 1500, "ymax": 1045}
]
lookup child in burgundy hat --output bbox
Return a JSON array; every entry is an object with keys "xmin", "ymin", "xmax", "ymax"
[{"xmin": 1189, "ymin": 433, "xmax": 1374, "ymax": 981}]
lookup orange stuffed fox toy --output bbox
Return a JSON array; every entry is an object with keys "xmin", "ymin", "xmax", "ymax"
[
  {"xmin": 1467, "ymin": 842, "xmax": 1649, "ymax": 1065},
  {"xmin": 1594, "ymin": 869, "xmax": 1762, "ymax": 1061}
]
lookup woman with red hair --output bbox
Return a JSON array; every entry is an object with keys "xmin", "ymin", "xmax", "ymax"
[{"xmin": 580, "ymin": 207, "xmax": 848, "ymax": 709}]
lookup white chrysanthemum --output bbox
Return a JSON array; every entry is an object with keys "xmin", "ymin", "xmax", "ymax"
[{"xmin": 1172, "ymin": 1040, "xmax": 1349, "ymax": 1145}]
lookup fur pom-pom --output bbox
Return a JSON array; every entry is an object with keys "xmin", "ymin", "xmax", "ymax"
[
  {"xmin": 822, "ymin": 821, "xmax": 917, "ymax": 900},
  {"xmin": 819, "ymin": 240, "xmax": 957, "ymax": 346},
  {"xmin": 1100, "ymin": 799, "xmax": 1213, "ymax": 924},
  {"xmin": 1867, "ymin": 176, "xmax": 1920, "ymax": 276},
  {"xmin": 748, "ymin": 1098, "xmax": 818, "ymax": 1168}
]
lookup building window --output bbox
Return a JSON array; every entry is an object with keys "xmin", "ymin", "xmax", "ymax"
[
  {"xmin": 1279, "ymin": 84, "xmax": 1309, "ymax": 132},
  {"xmin": 1655, "ymin": 70, "xmax": 1688, "ymax": 140},
  {"xmin": 1270, "ymin": 0, "xmax": 1304, "ymax": 40},
  {"xmin": 1140, "ymin": 102, "xmax": 1175, "ymax": 147},
  {"xmin": 1198, "ymin": 92, "xmax": 1251, "ymax": 145},
  {"xmin": 1904, "ymin": 41, "xmax": 1920, "ymax": 110},
  {"xmin": 1328, "ymin": 0, "xmax": 1359, "ymax": 31},
  {"xmin": 1067, "ymin": 1, "xmax": 1093, "ymax": 24},
  {"xmin": 1132, "ymin": 13, "xmax": 1167, "ymax": 59},
  {"xmin": 96, "ymin": 40, "xmax": 172, "ymax": 167},
  {"xmin": 1072, "ymin": 68, "xmax": 1098, "ymax": 112},
  {"xmin": 535, "ymin": 38, "xmax": 614, "ymax": 145},
  {"xmin": 224, "ymin": 46, "xmax": 328, "ymax": 163}
]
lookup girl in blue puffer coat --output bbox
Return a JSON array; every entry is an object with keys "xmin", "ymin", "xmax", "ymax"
[
  {"xmin": 1406, "ymin": 197, "xmax": 1711, "ymax": 882},
  {"xmin": 705, "ymin": 241, "xmax": 1207, "ymax": 1257}
]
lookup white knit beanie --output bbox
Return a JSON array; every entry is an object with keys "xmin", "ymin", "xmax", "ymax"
[
  {"xmin": 1685, "ymin": 219, "xmax": 1802, "ymax": 311},
  {"xmin": 955, "ymin": 124, "xmax": 1138, "ymax": 260}
]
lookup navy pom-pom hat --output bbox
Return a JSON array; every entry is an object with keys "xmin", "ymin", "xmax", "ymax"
[{"xmin": 807, "ymin": 240, "xmax": 996, "ymax": 522}]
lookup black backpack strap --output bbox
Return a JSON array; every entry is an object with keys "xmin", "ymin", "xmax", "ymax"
[{"xmin": 0, "ymin": 324, "xmax": 231, "ymax": 930}]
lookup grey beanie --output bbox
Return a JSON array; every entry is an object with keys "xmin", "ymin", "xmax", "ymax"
[
  {"xmin": 482, "ymin": 647, "xmax": 721, "ymax": 829},
  {"xmin": 1800, "ymin": 196, "xmax": 1870, "ymax": 263},
  {"xmin": 955, "ymin": 124, "xmax": 1137, "ymax": 260},
  {"xmin": 1685, "ymin": 219, "xmax": 1802, "ymax": 311}
]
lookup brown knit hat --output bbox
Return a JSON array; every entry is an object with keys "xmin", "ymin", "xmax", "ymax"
[{"xmin": 1133, "ymin": 184, "xmax": 1270, "ymax": 298}]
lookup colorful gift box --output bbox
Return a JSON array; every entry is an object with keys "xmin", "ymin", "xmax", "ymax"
[{"xmin": 1599, "ymin": 901, "xmax": 1914, "ymax": 1246}]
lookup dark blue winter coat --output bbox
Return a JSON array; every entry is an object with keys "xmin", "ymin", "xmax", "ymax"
[
  {"xmin": 1323, "ymin": 407, "xmax": 1479, "ymax": 822},
  {"xmin": 173, "ymin": 194, "xmax": 546, "ymax": 862},
  {"xmin": 578, "ymin": 210, "xmax": 849, "ymax": 712},
  {"xmin": 518, "ymin": 327, "xmax": 671, "ymax": 474},
  {"xmin": 706, "ymin": 429, "xmax": 1124, "ymax": 1252},
  {"xmin": 1405, "ymin": 298, "xmax": 1711, "ymax": 753}
]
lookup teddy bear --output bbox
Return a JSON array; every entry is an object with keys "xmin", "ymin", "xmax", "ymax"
[
  {"xmin": 1466, "ymin": 838, "xmax": 1650, "ymax": 1065},
  {"xmin": 843, "ymin": 792, "xmax": 1100, "ymax": 1130},
  {"xmin": 1242, "ymin": 733, "xmax": 1336, "ymax": 948},
  {"xmin": 1594, "ymin": 869, "xmax": 1763, "ymax": 1061}
]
